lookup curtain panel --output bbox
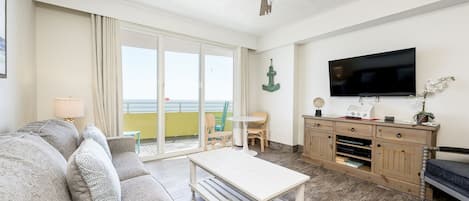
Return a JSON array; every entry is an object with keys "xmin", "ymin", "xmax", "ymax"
[
  {"xmin": 91, "ymin": 14, "xmax": 123, "ymax": 137},
  {"xmin": 232, "ymin": 47, "xmax": 249, "ymax": 145}
]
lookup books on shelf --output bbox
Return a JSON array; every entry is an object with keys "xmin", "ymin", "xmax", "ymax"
[
  {"xmin": 336, "ymin": 156, "xmax": 347, "ymax": 163},
  {"xmin": 345, "ymin": 160, "xmax": 364, "ymax": 168},
  {"xmin": 335, "ymin": 156, "xmax": 365, "ymax": 168}
]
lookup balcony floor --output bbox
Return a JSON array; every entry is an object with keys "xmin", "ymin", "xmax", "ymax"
[{"xmin": 139, "ymin": 136, "xmax": 199, "ymax": 157}]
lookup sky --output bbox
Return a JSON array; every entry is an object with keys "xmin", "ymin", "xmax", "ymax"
[{"xmin": 122, "ymin": 46, "xmax": 233, "ymax": 101}]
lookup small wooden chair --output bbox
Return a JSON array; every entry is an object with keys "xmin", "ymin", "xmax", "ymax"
[
  {"xmin": 204, "ymin": 113, "xmax": 233, "ymax": 151},
  {"xmin": 247, "ymin": 112, "xmax": 269, "ymax": 152}
]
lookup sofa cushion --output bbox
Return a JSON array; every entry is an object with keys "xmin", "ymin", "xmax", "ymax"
[
  {"xmin": 112, "ymin": 152, "xmax": 150, "ymax": 181},
  {"xmin": 0, "ymin": 133, "xmax": 72, "ymax": 201},
  {"xmin": 121, "ymin": 175, "xmax": 173, "ymax": 201},
  {"xmin": 67, "ymin": 139, "xmax": 121, "ymax": 201},
  {"xmin": 426, "ymin": 159, "xmax": 469, "ymax": 198},
  {"xmin": 18, "ymin": 119, "xmax": 79, "ymax": 160},
  {"xmin": 83, "ymin": 125, "xmax": 112, "ymax": 159}
]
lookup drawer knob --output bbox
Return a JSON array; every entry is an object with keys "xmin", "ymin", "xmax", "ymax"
[
  {"xmin": 316, "ymin": 123, "xmax": 321, "ymax": 127},
  {"xmin": 328, "ymin": 136, "xmax": 332, "ymax": 139},
  {"xmin": 350, "ymin": 128, "xmax": 356, "ymax": 132},
  {"xmin": 377, "ymin": 144, "xmax": 381, "ymax": 147},
  {"xmin": 396, "ymin": 133, "xmax": 402, "ymax": 138}
]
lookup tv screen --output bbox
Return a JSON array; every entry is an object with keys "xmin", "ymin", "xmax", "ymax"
[{"xmin": 329, "ymin": 48, "xmax": 416, "ymax": 97}]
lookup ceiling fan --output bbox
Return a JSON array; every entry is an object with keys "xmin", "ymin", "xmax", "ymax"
[{"xmin": 259, "ymin": 0, "xmax": 272, "ymax": 16}]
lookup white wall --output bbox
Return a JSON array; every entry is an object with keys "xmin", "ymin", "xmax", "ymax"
[
  {"xmin": 249, "ymin": 45, "xmax": 297, "ymax": 145},
  {"xmin": 248, "ymin": 2, "xmax": 469, "ymax": 155},
  {"xmin": 296, "ymin": 3, "xmax": 469, "ymax": 153},
  {"xmin": 0, "ymin": 0, "xmax": 36, "ymax": 133},
  {"xmin": 35, "ymin": 3, "xmax": 93, "ymax": 130}
]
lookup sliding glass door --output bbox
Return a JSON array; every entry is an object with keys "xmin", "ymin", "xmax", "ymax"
[
  {"xmin": 163, "ymin": 37, "xmax": 201, "ymax": 153},
  {"xmin": 204, "ymin": 45, "xmax": 234, "ymax": 135},
  {"xmin": 121, "ymin": 27, "xmax": 234, "ymax": 159},
  {"xmin": 121, "ymin": 30, "xmax": 159, "ymax": 157}
]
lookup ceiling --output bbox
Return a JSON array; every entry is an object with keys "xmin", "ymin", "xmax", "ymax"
[{"xmin": 125, "ymin": 0, "xmax": 357, "ymax": 35}]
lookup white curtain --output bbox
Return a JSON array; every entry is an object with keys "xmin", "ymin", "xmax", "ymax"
[
  {"xmin": 239, "ymin": 47, "xmax": 249, "ymax": 116},
  {"xmin": 91, "ymin": 14, "xmax": 123, "ymax": 137},
  {"xmin": 233, "ymin": 47, "xmax": 249, "ymax": 145}
]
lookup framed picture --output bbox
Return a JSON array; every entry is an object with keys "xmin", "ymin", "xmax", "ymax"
[{"xmin": 0, "ymin": 0, "xmax": 5, "ymax": 78}]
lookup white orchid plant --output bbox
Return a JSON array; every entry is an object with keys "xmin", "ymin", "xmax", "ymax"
[{"xmin": 414, "ymin": 76, "xmax": 455, "ymax": 123}]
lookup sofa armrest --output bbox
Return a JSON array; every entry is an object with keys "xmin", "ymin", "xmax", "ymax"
[
  {"xmin": 437, "ymin": 146, "xmax": 469, "ymax": 154},
  {"xmin": 107, "ymin": 136, "xmax": 135, "ymax": 154}
]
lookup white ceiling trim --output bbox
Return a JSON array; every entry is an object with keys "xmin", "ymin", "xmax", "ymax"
[
  {"xmin": 35, "ymin": 0, "xmax": 258, "ymax": 49},
  {"xmin": 124, "ymin": 0, "xmax": 358, "ymax": 35},
  {"xmin": 256, "ymin": 0, "xmax": 469, "ymax": 52}
]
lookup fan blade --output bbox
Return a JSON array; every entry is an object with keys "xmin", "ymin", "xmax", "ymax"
[{"xmin": 260, "ymin": 0, "xmax": 268, "ymax": 16}]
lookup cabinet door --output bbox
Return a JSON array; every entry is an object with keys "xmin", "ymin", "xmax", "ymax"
[
  {"xmin": 303, "ymin": 128, "xmax": 312, "ymax": 157},
  {"xmin": 309, "ymin": 132, "xmax": 333, "ymax": 161},
  {"xmin": 374, "ymin": 141, "xmax": 423, "ymax": 184}
]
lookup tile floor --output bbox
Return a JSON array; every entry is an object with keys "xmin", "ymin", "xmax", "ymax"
[
  {"xmin": 144, "ymin": 145, "xmax": 456, "ymax": 201},
  {"xmin": 139, "ymin": 137, "xmax": 199, "ymax": 157}
]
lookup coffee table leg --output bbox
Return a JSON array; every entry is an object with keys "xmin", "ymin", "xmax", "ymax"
[
  {"xmin": 295, "ymin": 184, "xmax": 305, "ymax": 201},
  {"xmin": 190, "ymin": 161, "xmax": 196, "ymax": 200}
]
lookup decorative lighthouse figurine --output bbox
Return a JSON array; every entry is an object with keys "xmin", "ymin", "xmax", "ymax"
[{"xmin": 262, "ymin": 59, "xmax": 280, "ymax": 92}]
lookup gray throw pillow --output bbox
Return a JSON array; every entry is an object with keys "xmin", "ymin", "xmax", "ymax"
[
  {"xmin": 83, "ymin": 125, "xmax": 112, "ymax": 159},
  {"xmin": 18, "ymin": 119, "xmax": 79, "ymax": 160},
  {"xmin": 0, "ymin": 133, "xmax": 72, "ymax": 201},
  {"xmin": 67, "ymin": 139, "xmax": 121, "ymax": 201}
]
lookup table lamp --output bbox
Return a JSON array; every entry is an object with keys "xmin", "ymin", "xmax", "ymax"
[{"xmin": 54, "ymin": 97, "xmax": 84, "ymax": 123}]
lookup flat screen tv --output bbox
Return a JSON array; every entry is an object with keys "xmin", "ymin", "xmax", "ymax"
[{"xmin": 329, "ymin": 48, "xmax": 416, "ymax": 97}]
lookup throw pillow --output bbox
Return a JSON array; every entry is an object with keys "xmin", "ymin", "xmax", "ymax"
[
  {"xmin": 17, "ymin": 119, "xmax": 80, "ymax": 160},
  {"xmin": 83, "ymin": 125, "xmax": 112, "ymax": 159},
  {"xmin": 0, "ymin": 133, "xmax": 72, "ymax": 201},
  {"xmin": 67, "ymin": 139, "xmax": 121, "ymax": 201}
]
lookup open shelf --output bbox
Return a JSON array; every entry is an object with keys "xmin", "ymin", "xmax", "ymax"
[
  {"xmin": 336, "ymin": 152, "xmax": 371, "ymax": 162},
  {"xmin": 335, "ymin": 154, "xmax": 372, "ymax": 172},
  {"xmin": 335, "ymin": 134, "xmax": 372, "ymax": 172},
  {"xmin": 336, "ymin": 141, "xmax": 372, "ymax": 150}
]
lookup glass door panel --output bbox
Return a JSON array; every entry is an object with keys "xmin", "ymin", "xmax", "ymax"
[
  {"xmin": 163, "ymin": 37, "xmax": 200, "ymax": 153},
  {"xmin": 121, "ymin": 30, "xmax": 158, "ymax": 157},
  {"xmin": 204, "ymin": 45, "xmax": 234, "ymax": 137}
]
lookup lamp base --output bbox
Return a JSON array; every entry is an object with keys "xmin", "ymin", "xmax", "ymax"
[
  {"xmin": 315, "ymin": 109, "xmax": 322, "ymax": 117},
  {"xmin": 63, "ymin": 118, "xmax": 75, "ymax": 123}
]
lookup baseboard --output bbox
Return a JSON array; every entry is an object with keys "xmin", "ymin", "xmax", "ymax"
[
  {"xmin": 297, "ymin": 145, "xmax": 304, "ymax": 153},
  {"xmin": 268, "ymin": 141, "xmax": 300, "ymax": 153}
]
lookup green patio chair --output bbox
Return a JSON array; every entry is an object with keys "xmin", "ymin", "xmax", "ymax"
[
  {"xmin": 123, "ymin": 130, "xmax": 141, "ymax": 154},
  {"xmin": 215, "ymin": 101, "xmax": 229, "ymax": 131}
]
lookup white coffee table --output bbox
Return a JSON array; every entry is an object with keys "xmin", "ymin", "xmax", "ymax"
[
  {"xmin": 188, "ymin": 148, "xmax": 310, "ymax": 201},
  {"xmin": 227, "ymin": 116, "xmax": 264, "ymax": 156}
]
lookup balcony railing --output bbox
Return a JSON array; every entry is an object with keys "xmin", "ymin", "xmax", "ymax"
[
  {"xmin": 123, "ymin": 100, "xmax": 233, "ymax": 113},
  {"xmin": 123, "ymin": 100, "xmax": 233, "ymax": 140}
]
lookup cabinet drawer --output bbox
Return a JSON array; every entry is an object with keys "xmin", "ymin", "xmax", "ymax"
[
  {"xmin": 305, "ymin": 119, "xmax": 333, "ymax": 132},
  {"xmin": 335, "ymin": 122, "xmax": 373, "ymax": 137},
  {"xmin": 376, "ymin": 126, "xmax": 429, "ymax": 144}
]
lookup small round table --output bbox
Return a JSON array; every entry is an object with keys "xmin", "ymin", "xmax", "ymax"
[{"xmin": 227, "ymin": 116, "xmax": 263, "ymax": 156}]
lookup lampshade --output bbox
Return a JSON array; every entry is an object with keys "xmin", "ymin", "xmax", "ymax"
[{"xmin": 54, "ymin": 97, "xmax": 84, "ymax": 119}]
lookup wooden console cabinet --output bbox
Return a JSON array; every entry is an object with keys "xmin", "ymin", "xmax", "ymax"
[{"xmin": 302, "ymin": 115, "xmax": 439, "ymax": 198}]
